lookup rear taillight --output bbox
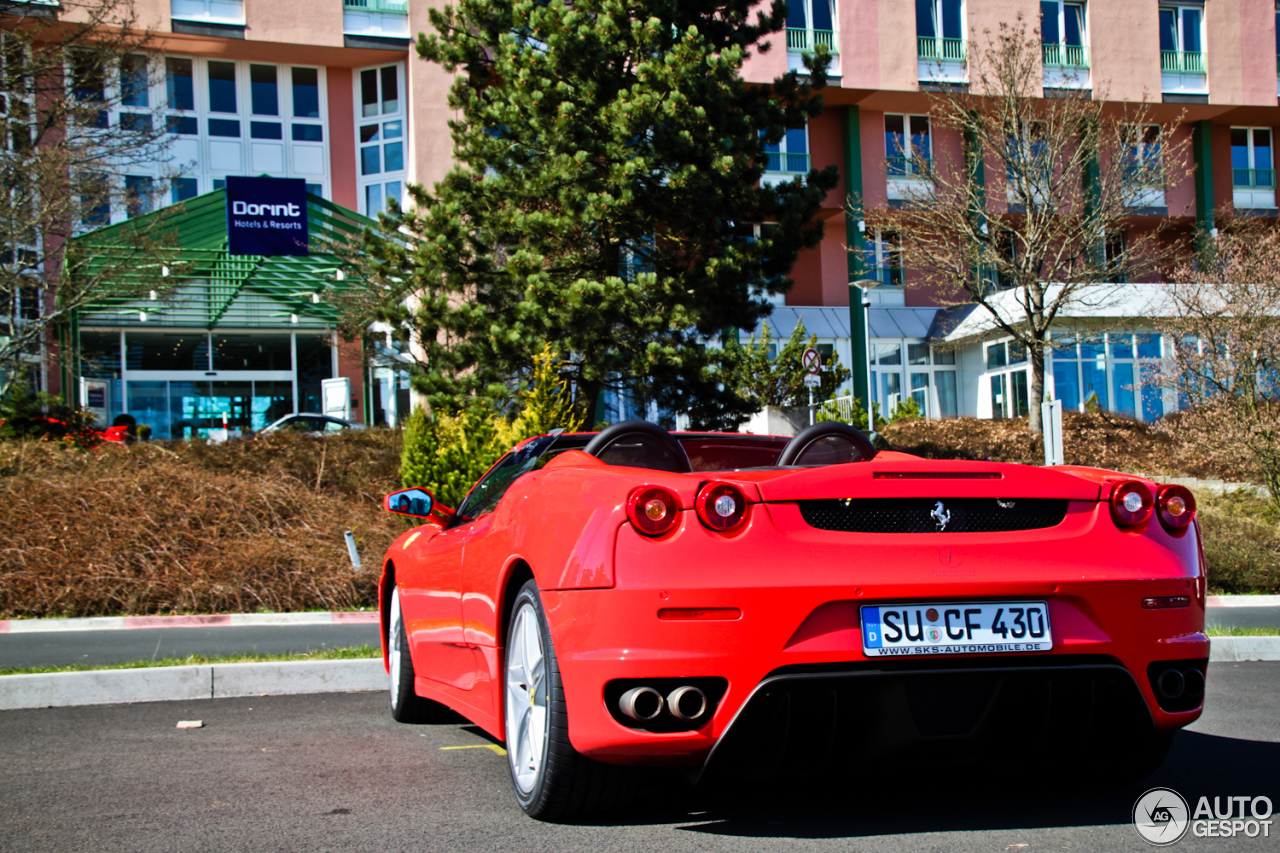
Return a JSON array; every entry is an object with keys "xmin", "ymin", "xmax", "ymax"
[
  {"xmin": 1110, "ymin": 480, "xmax": 1154, "ymax": 527},
  {"xmin": 695, "ymin": 482, "xmax": 749, "ymax": 532},
  {"xmin": 1157, "ymin": 484, "xmax": 1196, "ymax": 532},
  {"xmin": 627, "ymin": 486, "xmax": 681, "ymax": 536}
]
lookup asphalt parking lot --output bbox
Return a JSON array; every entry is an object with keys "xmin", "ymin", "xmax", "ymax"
[{"xmin": 1, "ymin": 662, "xmax": 1277, "ymax": 853}]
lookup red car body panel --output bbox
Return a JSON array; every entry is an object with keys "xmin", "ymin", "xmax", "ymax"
[{"xmin": 379, "ymin": 436, "xmax": 1207, "ymax": 767}]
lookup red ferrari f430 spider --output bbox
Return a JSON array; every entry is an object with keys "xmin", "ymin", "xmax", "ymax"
[{"xmin": 378, "ymin": 421, "xmax": 1207, "ymax": 820}]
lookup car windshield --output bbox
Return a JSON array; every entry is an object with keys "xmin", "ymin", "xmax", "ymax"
[{"xmin": 453, "ymin": 433, "xmax": 561, "ymax": 520}]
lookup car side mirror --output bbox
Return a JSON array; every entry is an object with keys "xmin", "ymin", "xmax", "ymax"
[{"xmin": 384, "ymin": 487, "xmax": 453, "ymax": 522}]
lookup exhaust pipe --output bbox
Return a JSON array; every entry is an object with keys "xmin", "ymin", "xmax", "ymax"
[
  {"xmin": 618, "ymin": 687, "xmax": 664, "ymax": 721},
  {"xmin": 667, "ymin": 686, "xmax": 708, "ymax": 722},
  {"xmin": 1182, "ymin": 668, "xmax": 1205, "ymax": 698},
  {"xmin": 1156, "ymin": 668, "xmax": 1185, "ymax": 700}
]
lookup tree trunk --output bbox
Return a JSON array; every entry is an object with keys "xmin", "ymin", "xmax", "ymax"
[
  {"xmin": 1028, "ymin": 346, "xmax": 1045, "ymax": 435},
  {"xmin": 577, "ymin": 378, "xmax": 603, "ymax": 429}
]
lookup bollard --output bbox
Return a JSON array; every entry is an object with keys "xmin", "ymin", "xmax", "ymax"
[{"xmin": 344, "ymin": 530, "xmax": 362, "ymax": 572}]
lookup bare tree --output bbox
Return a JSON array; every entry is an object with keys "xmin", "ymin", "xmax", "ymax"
[
  {"xmin": 1156, "ymin": 221, "xmax": 1280, "ymax": 510},
  {"xmin": 862, "ymin": 18, "xmax": 1190, "ymax": 433},
  {"xmin": 1, "ymin": 0, "xmax": 178, "ymax": 397}
]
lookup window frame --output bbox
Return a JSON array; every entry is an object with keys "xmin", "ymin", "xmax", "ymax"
[
  {"xmin": 763, "ymin": 123, "xmax": 811, "ymax": 176},
  {"xmin": 164, "ymin": 56, "xmax": 330, "ymax": 204},
  {"xmin": 354, "ymin": 62, "xmax": 407, "ymax": 216}
]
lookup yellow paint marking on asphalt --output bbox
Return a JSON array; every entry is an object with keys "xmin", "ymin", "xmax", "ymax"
[{"xmin": 440, "ymin": 744, "xmax": 507, "ymax": 755}]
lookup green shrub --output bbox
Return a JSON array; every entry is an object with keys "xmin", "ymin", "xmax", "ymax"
[{"xmin": 400, "ymin": 407, "xmax": 518, "ymax": 509}]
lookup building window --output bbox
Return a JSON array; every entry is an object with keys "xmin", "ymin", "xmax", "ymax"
[
  {"xmin": 170, "ymin": 0, "xmax": 245, "ymax": 25},
  {"xmin": 69, "ymin": 50, "xmax": 108, "ymax": 129},
  {"xmin": 1159, "ymin": 4, "xmax": 1206, "ymax": 94},
  {"xmin": 871, "ymin": 339, "xmax": 958, "ymax": 418},
  {"xmin": 786, "ymin": 0, "xmax": 838, "ymax": 64},
  {"xmin": 124, "ymin": 175, "xmax": 155, "ymax": 218},
  {"xmin": 357, "ymin": 63, "xmax": 406, "ymax": 216},
  {"xmin": 984, "ymin": 339, "xmax": 1029, "ymax": 419},
  {"xmin": 885, "ymin": 114, "xmax": 931, "ymax": 178},
  {"xmin": 1123, "ymin": 124, "xmax": 1165, "ymax": 208},
  {"xmin": 864, "ymin": 230, "xmax": 902, "ymax": 287},
  {"xmin": 172, "ymin": 177, "xmax": 198, "ymax": 203},
  {"xmin": 164, "ymin": 57, "xmax": 329, "ymax": 204},
  {"xmin": 1041, "ymin": 1, "xmax": 1089, "ymax": 89},
  {"xmin": 2, "ymin": 37, "xmax": 32, "ymax": 154},
  {"xmin": 1231, "ymin": 127, "xmax": 1275, "ymax": 210},
  {"xmin": 763, "ymin": 125, "xmax": 810, "ymax": 178},
  {"xmin": 1050, "ymin": 331, "xmax": 1165, "ymax": 421},
  {"xmin": 1040, "ymin": 2, "xmax": 1088, "ymax": 68},
  {"xmin": 917, "ymin": 0, "xmax": 966, "ymax": 82},
  {"xmin": 1159, "ymin": 5, "xmax": 1203, "ymax": 71}
]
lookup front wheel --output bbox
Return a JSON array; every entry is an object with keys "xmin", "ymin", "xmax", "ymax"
[{"xmin": 504, "ymin": 579, "xmax": 632, "ymax": 821}]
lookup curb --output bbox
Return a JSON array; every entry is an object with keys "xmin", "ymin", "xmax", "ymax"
[
  {"xmin": 1205, "ymin": 595, "xmax": 1280, "ymax": 608},
  {"xmin": 0, "ymin": 611, "xmax": 379, "ymax": 634},
  {"xmin": 1207, "ymin": 637, "xmax": 1280, "ymax": 663},
  {"xmin": 0, "ymin": 659, "xmax": 385, "ymax": 711},
  {"xmin": 3, "ymin": 639, "xmax": 1278, "ymax": 712}
]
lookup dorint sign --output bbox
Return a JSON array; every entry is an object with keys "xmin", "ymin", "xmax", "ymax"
[{"xmin": 226, "ymin": 176, "xmax": 309, "ymax": 256}]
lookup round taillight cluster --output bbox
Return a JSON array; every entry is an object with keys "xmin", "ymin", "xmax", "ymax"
[
  {"xmin": 626, "ymin": 487, "xmax": 681, "ymax": 537},
  {"xmin": 695, "ymin": 482, "xmax": 749, "ymax": 532},
  {"xmin": 1110, "ymin": 480, "xmax": 1154, "ymax": 527},
  {"xmin": 1157, "ymin": 484, "xmax": 1196, "ymax": 532}
]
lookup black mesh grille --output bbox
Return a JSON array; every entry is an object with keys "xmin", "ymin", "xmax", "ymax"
[{"xmin": 797, "ymin": 498, "xmax": 1069, "ymax": 533}]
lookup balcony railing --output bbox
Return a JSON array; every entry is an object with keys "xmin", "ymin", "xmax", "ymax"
[
  {"xmin": 1233, "ymin": 168, "xmax": 1276, "ymax": 189},
  {"xmin": 1161, "ymin": 50, "xmax": 1205, "ymax": 73},
  {"xmin": 918, "ymin": 37, "xmax": 966, "ymax": 62},
  {"xmin": 765, "ymin": 151, "xmax": 810, "ymax": 174},
  {"xmin": 1042, "ymin": 43, "xmax": 1089, "ymax": 69},
  {"xmin": 786, "ymin": 28, "xmax": 838, "ymax": 54},
  {"xmin": 886, "ymin": 156, "xmax": 933, "ymax": 179},
  {"xmin": 343, "ymin": 0, "xmax": 408, "ymax": 12}
]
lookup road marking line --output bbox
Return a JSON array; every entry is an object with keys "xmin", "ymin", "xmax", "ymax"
[{"xmin": 439, "ymin": 744, "xmax": 506, "ymax": 755}]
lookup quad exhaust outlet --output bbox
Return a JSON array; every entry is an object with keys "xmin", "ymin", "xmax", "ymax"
[
  {"xmin": 617, "ymin": 684, "xmax": 710, "ymax": 724},
  {"xmin": 618, "ymin": 686, "xmax": 665, "ymax": 721},
  {"xmin": 667, "ymin": 686, "xmax": 708, "ymax": 721},
  {"xmin": 1153, "ymin": 665, "xmax": 1205, "ymax": 701}
]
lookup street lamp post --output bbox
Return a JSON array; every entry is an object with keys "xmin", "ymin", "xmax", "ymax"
[{"xmin": 848, "ymin": 279, "xmax": 877, "ymax": 434}]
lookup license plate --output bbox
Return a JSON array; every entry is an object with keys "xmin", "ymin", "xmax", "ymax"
[{"xmin": 861, "ymin": 601, "xmax": 1052, "ymax": 657}]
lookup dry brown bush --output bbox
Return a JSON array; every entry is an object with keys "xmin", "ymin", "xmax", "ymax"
[
  {"xmin": 0, "ymin": 432, "xmax": 404, "ymax": 618},
  {"xmin": 882, "ymin": 411, "xmax": 1220, "ymax": 478}
]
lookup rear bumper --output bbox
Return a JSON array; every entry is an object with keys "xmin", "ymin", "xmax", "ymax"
[
  {"xmin": 540, "ymin": 502, "xmax": 1207, "ymax": 766},
  {"xmin": 546, "ymin": 585, "xmax": 1206, "ymax": 765}
]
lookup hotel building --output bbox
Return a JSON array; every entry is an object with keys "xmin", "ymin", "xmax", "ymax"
[{"xmin": 30, "ymin": 1, "xmax": 1280, "ymax": 433}]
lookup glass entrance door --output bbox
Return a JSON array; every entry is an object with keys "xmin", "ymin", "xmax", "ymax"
[{"xmin": 125, "ymin": 378, "xmax": 294, "ymax": 439}]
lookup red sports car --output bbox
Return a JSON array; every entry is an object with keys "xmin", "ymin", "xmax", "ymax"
[{"xmin": 378, "ymin": 421, "xmax": 1206, "ymax": 820}]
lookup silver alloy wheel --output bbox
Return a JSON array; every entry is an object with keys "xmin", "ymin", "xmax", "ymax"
[
  {"xmin": 389, "ymin": 586, "xmax": 403, "ymax": 709},
  {"xmin": 505, "ymin": 600, "xmax": 548, "ymax": 795}
]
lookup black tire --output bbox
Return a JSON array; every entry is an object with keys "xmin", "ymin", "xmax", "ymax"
[
  {"xmin": 505, "ymin": 579, "xmax": 633, "ymax": 821},
  {"xmin": 388, "ymin": 586, "xmax": 450, "ymax": 724}
]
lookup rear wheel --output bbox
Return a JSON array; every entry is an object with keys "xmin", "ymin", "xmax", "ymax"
[
  {"xmin": 388, "ymin": 586, "xmax": 449, "ymax": 723},
  {"xmin": 505, "ymin": 579, "xmax": 633, "ymax": 821}
]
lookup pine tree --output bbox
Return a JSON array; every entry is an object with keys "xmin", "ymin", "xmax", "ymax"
[{"xmin": 353, "ymin": 0, "xmax": 837, "ymax": 427}]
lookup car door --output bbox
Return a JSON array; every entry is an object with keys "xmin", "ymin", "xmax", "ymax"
[
  {"xmin": 398, "ymin": 519, "xmax": 476, "ymax": 691},
  {"xmin": 402, "ymin": 436, "xmax": 560, "ymax": 692}
]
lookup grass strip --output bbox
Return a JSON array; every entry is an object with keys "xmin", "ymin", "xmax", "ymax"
[
  {"xmin": 0, "ymin": 645, "xmax": 381, "ymax": 677},
  {"xmin": 1205, "ymin": 625, "xmax": 1280, "ymax": 637}
]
